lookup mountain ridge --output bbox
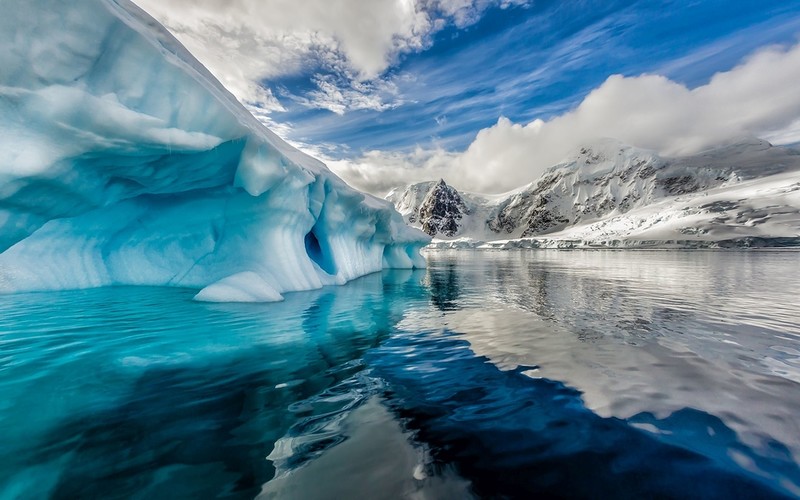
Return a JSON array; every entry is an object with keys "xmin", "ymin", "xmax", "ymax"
[{"xmin": 386, "ymin": 139, "xmax": 800, "ymax": 247}]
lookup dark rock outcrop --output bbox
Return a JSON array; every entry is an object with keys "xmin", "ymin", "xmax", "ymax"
[{"xmin": 418, "ymin": 179, "xmax": 470, "ymax": 237}]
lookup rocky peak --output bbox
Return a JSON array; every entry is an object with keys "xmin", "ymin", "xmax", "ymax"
[{"xmin": 418, "ymin": 179, "xmax": 469, "ymax": 237}]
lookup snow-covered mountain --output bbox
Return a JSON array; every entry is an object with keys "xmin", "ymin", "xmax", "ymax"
[
  {"xmin": 387, "ymin": 179, "xmax": 472, "ymax": 236},
  {"xmin": 387, "ymin": 139, "xmax": 800, "ymax": 248}
]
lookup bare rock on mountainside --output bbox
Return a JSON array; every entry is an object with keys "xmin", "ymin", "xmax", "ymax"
[
  {"xmin": 388, "ymin": 179, "xmax": 470, "ymax": 237},
  {"xmin": 387, "ymin": 139, "xmax": 800, "ymax": 247}
]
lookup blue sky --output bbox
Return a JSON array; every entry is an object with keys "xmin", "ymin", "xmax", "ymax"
[
  {"xmin": 139, "ymin": 0, "xmax": 800, "ymax": 192},
  {"xmin": 265, "ymin": 0, "xmax": 800, "ymax": 154}
]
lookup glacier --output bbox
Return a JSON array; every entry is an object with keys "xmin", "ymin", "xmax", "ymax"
[{"xmin": 0, "ymin": 0, "xmax": 427, "ymax": 301}]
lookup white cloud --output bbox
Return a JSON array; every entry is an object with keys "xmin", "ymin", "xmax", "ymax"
[
  {"xmin": 326, "ymin": 148, "xmax": 457, "ymax": 195},
  {"xmin": 423, "ymin": 0, "xmax": 529, "ymax": 28},
  {"xmin": 133, "ymin": 0, "xmax": 525, "ymax": 115},
  {"xmin": 763, "ymin": 118, "xmax": 800, "ymax": 146},
  {"xmin": 328, "ymin": 41, "xmax": 800, "ymax": 195},
  {"xmin": 297, "ymin": 74, "xmax": 404, "ymax": 115}
]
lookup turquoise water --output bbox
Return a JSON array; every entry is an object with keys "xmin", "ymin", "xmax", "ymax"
[{"xmin": 1, "ymin": 250, "xmax": 800, "ymax": 498}]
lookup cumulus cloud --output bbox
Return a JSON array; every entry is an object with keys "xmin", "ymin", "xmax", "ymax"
[
  {"xmin": 133, "ymin": 0, "xmax": 421, "ymax": 111},
  {"xmin": 328, "ymin": 42, "xmax": 800, "ymax": 195},
  {"xmin": 133, "ymin": 0, "xmax": 525, "ymax": 115},
  {"xmin": 326, "ymin": 148, "xmax": 457, "ymax": 195}
]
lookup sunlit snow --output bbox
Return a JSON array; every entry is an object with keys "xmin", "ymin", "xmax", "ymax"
[{"xmin": 0, "ymin": 0, "xmax": 428, "ymax": 301}]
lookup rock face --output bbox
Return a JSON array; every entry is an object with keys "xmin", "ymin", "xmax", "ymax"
[
  {"xmin": 486, "ymin": 140, "xmax": 736, "ymax": 237},
  {"xmin": 387, "ymin": 179, "xmax": 470, "ymax": 237},
  {"xmin": 418, "ymin": 180, "xmax": 470, "ymax": 236},
  {"xmin": 387, "ymin": 138, "xmax": 800, "ymax": 246}
]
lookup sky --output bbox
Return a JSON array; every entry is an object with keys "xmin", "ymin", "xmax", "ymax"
[{"xmin": 134, "ymin": 0, "xmax": 800, "ymax": 194}]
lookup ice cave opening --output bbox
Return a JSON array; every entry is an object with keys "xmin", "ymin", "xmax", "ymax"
[{"xmin": 304, "ymin": 227, "xmax": 337, "ymax": 276}]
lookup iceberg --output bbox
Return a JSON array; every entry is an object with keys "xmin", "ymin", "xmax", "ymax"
[{"xmin": 0, "ymin": 0, "xmax": 428, "ymax": 301}]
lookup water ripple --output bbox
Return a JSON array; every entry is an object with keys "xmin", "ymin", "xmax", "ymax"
[{"xmin": 1, "ymin": 251, "xmax": 799, "ymax": 498}]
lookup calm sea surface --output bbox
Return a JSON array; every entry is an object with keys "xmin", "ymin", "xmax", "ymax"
[{"xmin": 1, "ymin": 250, "xmax": 799, "ymax": 499}]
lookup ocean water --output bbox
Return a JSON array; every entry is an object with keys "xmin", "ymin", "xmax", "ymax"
[{"xmin": 1, "ymin": 250, "xmax": 800, "ymax": 499}]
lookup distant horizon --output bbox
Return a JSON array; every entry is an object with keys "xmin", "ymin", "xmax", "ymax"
[{"xmin": 135, "ymin": 0, "xmax": 800, "ymax": 194}]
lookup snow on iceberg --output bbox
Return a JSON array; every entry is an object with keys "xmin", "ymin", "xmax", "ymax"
[{"xmin": 0, "ymin": 0, "xmax": 428, "ymax": 301}]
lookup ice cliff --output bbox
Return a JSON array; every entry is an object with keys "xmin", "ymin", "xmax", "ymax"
[{"xmin": 0, "ymin": 0, "xmax": 428, "ymax": 301}]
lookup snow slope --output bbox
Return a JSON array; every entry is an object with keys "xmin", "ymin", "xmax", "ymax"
[
  {"xmin": 388, "ymin": 139, "xmax": 800, "ymax": 248},
  {"xmin": 0, "ymin": 0, "xmax": 427, "ymax": 301}
]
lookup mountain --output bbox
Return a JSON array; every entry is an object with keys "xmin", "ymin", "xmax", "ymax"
[
  {"xmin": 0, "ymin": 0, "xmax": 427, "ymax": 302},
  {"xmin": 387, "ymin": 179, "xmax": 471, "ymax": 236},
  {"xmin": 387, "ymin": 139, "xmax": 800, "ymax": 248}
]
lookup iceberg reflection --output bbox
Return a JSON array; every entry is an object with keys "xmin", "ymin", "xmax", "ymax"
[{"xmin": 1, "ymin": 250, "xmax": 799, "ymax": 498}]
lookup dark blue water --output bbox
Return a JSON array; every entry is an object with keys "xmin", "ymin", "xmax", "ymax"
[{"xmin": 1, "ymin": 250, "xmax": 799, "ymax": 499}]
